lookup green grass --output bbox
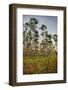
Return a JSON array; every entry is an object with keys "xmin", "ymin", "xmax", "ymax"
[{"xmin": 23, "ymin": 55, "xmax": 57, "ymax": 74}]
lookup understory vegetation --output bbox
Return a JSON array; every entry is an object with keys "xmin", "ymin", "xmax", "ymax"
[{"xmin": 23, "ymin": 55, "xmax": 57, "ymax": 74}]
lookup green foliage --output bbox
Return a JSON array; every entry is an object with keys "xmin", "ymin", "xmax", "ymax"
[
  {"xmin": 53, "ymin": 34, "xmax": 57, "ymax": 42},
  {"xmin": 40, "ymin": 24, "xmax": 47, "ymax": 30},
  {"xmin": 23, "ymin": 55, "xmax": 57, "ymax": 74},
  {"xmin": 23, "ymin": 17, "xmax": 39, "ymax": 49}
]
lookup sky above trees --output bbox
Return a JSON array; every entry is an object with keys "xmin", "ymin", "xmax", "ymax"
[{"xmin": 23, "ymin": 15, "xmax": 57, "ymax": 35}]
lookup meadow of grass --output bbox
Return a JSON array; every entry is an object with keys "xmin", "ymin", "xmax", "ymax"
[{"xmin": 23, "ymin": 55, "xmax": 57, "ymax": 74}]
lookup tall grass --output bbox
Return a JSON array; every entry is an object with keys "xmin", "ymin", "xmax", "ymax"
[{"xmin": 23, "ymin": 55, "xmax": 57, "ymax": 74}]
